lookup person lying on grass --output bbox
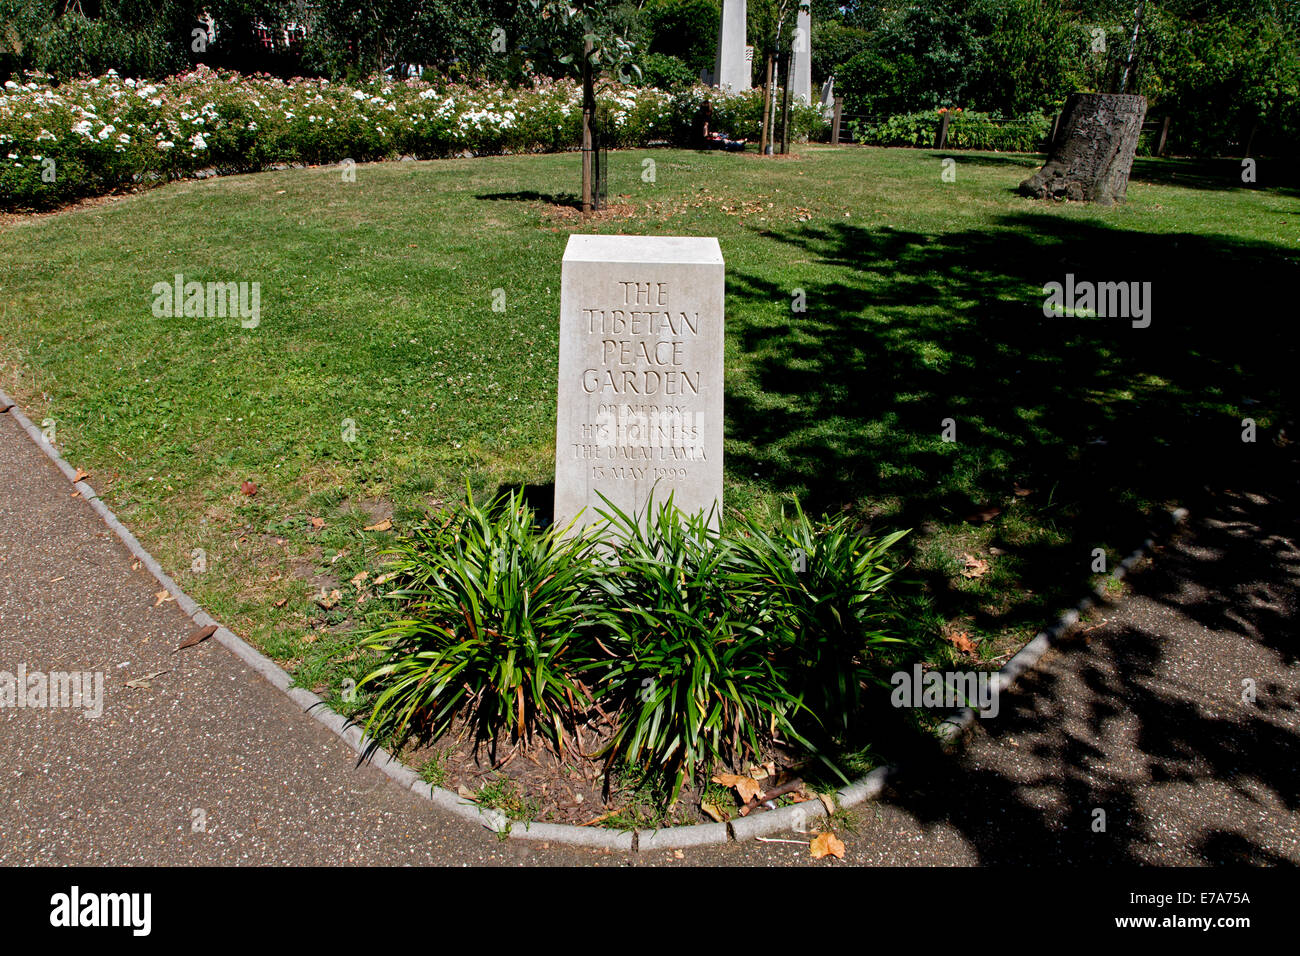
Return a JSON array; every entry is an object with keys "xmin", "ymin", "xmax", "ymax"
[{"xmin": 693, "ymin": 100, "xmax": 748, "ymax": 152}]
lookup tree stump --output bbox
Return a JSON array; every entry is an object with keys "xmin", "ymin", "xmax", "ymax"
[{"xmin": 1020, "ymin": 93, "xmax": 1148, "ymax": 205}]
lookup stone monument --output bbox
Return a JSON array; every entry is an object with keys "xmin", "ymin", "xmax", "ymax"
[
  {"xmin": 554, "ymin": 235, "xmax": 725, "ymax": 532},
  {"xmin": 792, "ymin": 0, "xmax": 813, "ymax": 106},
  {"xmin": 714, "ymin": 0, "xmax": 751, "ymax": 93}
]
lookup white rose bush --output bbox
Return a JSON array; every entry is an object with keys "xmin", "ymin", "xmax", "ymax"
[{"xmin": 0, "ymin": 65, "xmax": 825, "ymax": 210}]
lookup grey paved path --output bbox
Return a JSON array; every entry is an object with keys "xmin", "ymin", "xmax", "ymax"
[{"xmin": 1, "ymin": 405, "xmax": 1296, "ymax": 866}]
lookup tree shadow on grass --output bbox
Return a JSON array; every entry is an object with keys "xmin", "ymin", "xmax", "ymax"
[
  {"xmin": 476, "ymin": 189, "xmax": 583, "ymax": 209},
  {"xmin": 1129, "ymin": 156, "xmax": 1300, "ymax": 196},
  {"xmin": 932, "ymin": 150, "xmax": 1043, "ymax": 172},
  {"xmin": 724, "ymin": 211, "xmax": 1298, "ymax": 640},
  {"xmin": 723, "ymin": 205, "xmax": 1300, "ymax": 862},
  {"xmin": 942, "ymin": 151, "xmax": 1300, "ymax": 197}
]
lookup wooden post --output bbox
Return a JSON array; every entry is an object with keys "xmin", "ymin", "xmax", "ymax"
[
  {"xmin": 831, "ymin": 96, "xmax": 842, "ymax": 145},
  {"xmin": 779, "ymin": 50, "xmax": 792, "ymax": 154},
  {"xmin": 935, "ymin": 111, "xmax": 950, "ymax": 149},
  {"xmin": 580, "ymin": 36, "xmax": 594, "ymax": 215},
  {"xmin": 759, "ymin": 53, "xmax": 773, "ymax": 155},
  {"xmin": 1156, "ymin": 115, "xmax": 1170, "ymax": 157}
]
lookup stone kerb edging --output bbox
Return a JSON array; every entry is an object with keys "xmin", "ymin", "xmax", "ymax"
[{"xmin": 0, "ymin": 388, "xmax": 1186, "ymax": 851}]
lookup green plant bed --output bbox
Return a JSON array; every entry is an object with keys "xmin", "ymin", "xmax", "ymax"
[
  {"xmin": 336, "ymin": 489, "xmax": 931, "ymax": 827},
  {"xmin": 848, "ymin": 110, "xmax": 1051, "ymax": 152}
]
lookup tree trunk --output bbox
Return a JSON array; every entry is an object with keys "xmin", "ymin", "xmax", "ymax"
[
  {"xmin": 1118, "ymin": 0, "xmax": 1146, "ymax": 94},
  {"xmin": 779, "ymin": 50, "xmax": 792, "ymax": 154},
  {"xmin": 766, "ymin": 54, "xmax": 780, "ymax": 155},
  {"xmin": 1019, "ymin": 92, "xmax": 1147, "ymax": 205}
]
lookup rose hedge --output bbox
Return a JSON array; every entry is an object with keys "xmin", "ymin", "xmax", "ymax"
[{"xmin": 0, "ymin": 66, "xmax": 827, "ymax": 210}]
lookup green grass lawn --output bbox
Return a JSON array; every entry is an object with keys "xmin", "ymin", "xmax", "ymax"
[{"xmin": 2, "ymin": 144, "xmax": 1296, "ymax": 694}]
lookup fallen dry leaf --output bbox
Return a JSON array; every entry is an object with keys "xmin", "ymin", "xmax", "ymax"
[
  {"xmin": 1013, "ymin": 482, "xmax": 1034, "ymax": 497},
  {"xmin": 946, "ymin": 631, "xmax": 979, "ymax": 654},
  {"xmin": 350, "ymin": 571, "xmax": 369, "ymax": 587},
  {"xmin": 273, "ymin": 598, "xmax": 288, "ymax": 608},
  {"xmin": 816, "ymin": 792, "xmax": 836, "ymax": 817},
  {"xmin": 713, "ymin": 772, "xmax": 763, "ymax": 803},
  {"xmin": 310, "ymin": 517, "xmax": 325, "ymax": 530},
  {"xmin": 960, "ymin": 553, "xmax": 990, "ymax": 579},
  {"xmin": 700, "ymin": 802, "xmax": 727, "ymax": 823},
  {"xmin": 176, "ymin": 624, "xmax": 218, "ymax": 652},
  {"xmin": 152, "ymin": 589, "xmax": 174, "ymax": 607},
  {"xmin": 964, "ymin": 505, "xmax": 1001, "ymax": 523},
  {"xmin": 810, "ymin": 831, "xmax": 845, "ymax": 859},
  {"xmin": 125, "ymin": 670, "xmax": 168, "ymax": 689},
  {"xmin": 73, "ymin": 467, "xmax": 89, "ymax": 482},
  {"xmin": 240, "ymin": 481, "xmax": 258, "ymax": 497},
  {"xmin": 315, "ymin": 588, "xmax": 342, "ymax": 609},
  {"xmin": 363, "ymin": 518, "xmax": 392, "ymax": 532}
]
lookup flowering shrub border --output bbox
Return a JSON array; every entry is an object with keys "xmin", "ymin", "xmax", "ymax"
[{"xmin": 1, "ymin": 67, "xmax": 827, "ymax": 210}]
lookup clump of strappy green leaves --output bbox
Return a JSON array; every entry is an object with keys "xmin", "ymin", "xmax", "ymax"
[{"xmin": 352, "ymin": 488, "xmax": 911, "ymax": 800}]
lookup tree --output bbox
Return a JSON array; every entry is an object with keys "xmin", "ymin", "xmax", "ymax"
[
  {"xmin": 0, "ymin": 0, "xmax": 56, "ymax": 83},
  {"xmin": 641, "ymin": 0, "xmax": 718, "ymax": 76},
  {"xmin": 37, "ymin": 0, "xmax": 206, "ymax": 81},
  {"xmin": 832, "ymin": 0, "xmax": 985, "ymax": 111},
  {"xmin": 969, "ymin": 0, "xmax": 1083, "ymax": 115},
  {"xmin": 749, "ymin": 0, "xmax": 799, "ymax": 152},
  {"xmin": 299, "ymin": 0, "xmax": 497, "ymax": 81},
  {"xmin": 531, "ymin": 0, "xmax": 638, "ymax": 213},
  {"xmin": 810, "ymin": 19, "xmax": 870, "ymax": 90}
]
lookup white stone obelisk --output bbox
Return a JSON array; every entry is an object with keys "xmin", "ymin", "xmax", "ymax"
[
  {"xmin": 792, "ymin": 0, "xmax": 812, "ymax": 105},
  {"xmin": 713, "ymin": 0, "xmax": 750, "ymax": 93}
]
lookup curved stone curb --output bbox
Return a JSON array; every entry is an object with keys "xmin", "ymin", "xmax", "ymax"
[
  {"xmin": 1, "ymin": 389, "xmax": 493, "ymax": 839},
  {"xmin": 0, "ymin": 388, "xmax": 1187, "ymax": 851},
  {"xmin": 935, "ymin": 506, "xmax": 1189, "ymax": 746}
]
